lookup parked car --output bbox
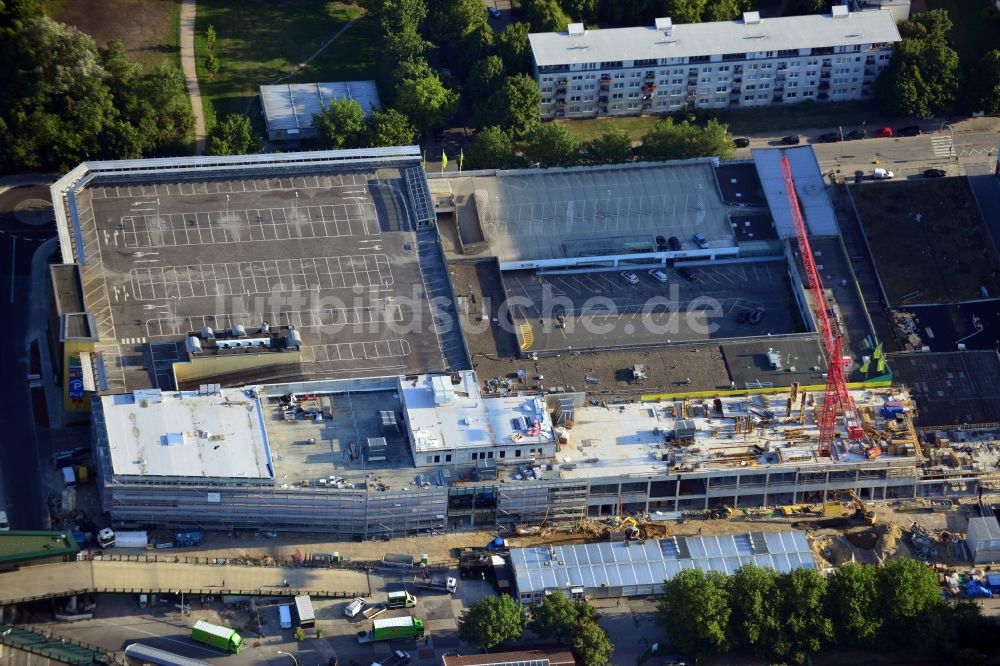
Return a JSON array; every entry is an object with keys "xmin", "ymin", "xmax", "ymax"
[
  {"xmin": 896, "ymin": 125, "xmax": 922, "ymax": 137},
  {"xmin": 655, "ymin": 235, "xmax": 668, "ymax": 251},
  {"xmin": 620, "ymin": 271, "xmax": 639, "ymax": 285},
  {"xmin": 749, "ymin": 308, "xmax": 766, "ymax": 324},
  {"xmin": 733, "ymin": 137, "xmax": 750, "ymax": 148},
  {"xmin": 872, "ymin": 168, "xmax": 895, "ymax": 180},
  {"xmin": 817, "ymin": 132, "xmax": 842, "ymax": 143},
  {"xmin": 923, "ymin": 168, "xmax": 947, "ymax": 178},
  {"xmin": 667, "ymin": 236, "xmax": 682, "ymax": 251},
  {"xmin": 873, "ymin": 127, "xmax": 893, "ymax": 138},
  {"xmin": 487, "ymin": 6, "xmax": 501, "ymax": 17},
  {"xmin": 780, "ymin": 135, "xmax": 801, "ymax": 145},
  {"xmin": 649, "ymin": 269, "xmax": 669, "ymax": 283},
  {"xmin": 845, "ymin": 129, "xmax": 866, "ymax": 141},
  {"xmin": 692, "ymin": 233, "xmax": 709, "ymax": 249},
  {"xmin": 676, "ymin": 266, "xmax": 696, "ymax": 282}
]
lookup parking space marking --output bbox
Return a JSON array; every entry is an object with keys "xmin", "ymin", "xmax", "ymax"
[
  {"xmin": 121, "ymin": 202, "xmax": 378, "ymax": 248},
  {"xmin": 308, "ymin": 338, "xmax": 410, "ymax": 362},
  {"xmin": 144, "ymin": 303, "xmax": 405, "ymax": 338},
  {"xmin": 130, "ymin": 254, "xmax": 393, "ymax": 301}
]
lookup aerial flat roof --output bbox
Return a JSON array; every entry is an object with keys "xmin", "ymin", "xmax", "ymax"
[
  {"xmin": 101, "ymin": 387, "xmax": 274, "ymax": 480},
  {"xmin": 60, "ymin": 150, "xmax": 455, "ymax": 393},
  {"xmin": 510, "ymin": 530, "xmax": 816, "ymax": 595},
  {"xmin": 553, "ymin": 386, "xmax": 915, "ymax": 479},
  {"xmin": 401, "ymin": 371, "xmax": 555, "ymax": 451},
  {"xmin": 260, "ymin": 82, "xmax": 381, "ymax": 133},
  {"xmin": 528, "ymin": 10, "xmax": 900, "ymax": 67},
  {"xmin": 0, "ymin": 531, "xmax": 80, "ymax": 564},
  {"xmin": 753, "ymin": 146, "xmax": 838, "ymax": 238},
  {"xmin": 447, "ymin": 161, "xmax": 735, "ymax": 265}
]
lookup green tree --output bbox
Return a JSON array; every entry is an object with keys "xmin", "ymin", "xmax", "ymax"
[
  {"xmin": 206, "ymin": 24, "xmax": 217, "ymax": 50},
  {"xmin": 457, "ymin": 594, "xmax": 524, "ymax": 651},
  {"xmin": 569, "ymin": 617, "xmax": 614, "ymax": 666},
  {"xmin": 774, "ymin": 567, "xmax": 833, "ymax": 664},
  {"xmin": 0, "ymin": 13, "xmax": 118, "ymax": 171},
  {"xmin": 206, "ymin": 52, "xmax": 220, "ymax": 77},
  {"xmin": 479, "ymin": 74, "xmax": 541, "ymax": 138},
  {"xmin": 879, "ymin": 558, "xmax": 943, "ymax": 637},
  {"xmin": 727, "ymin": 565, "xmax": 781, "ymax": 657},
  {"xmin": 658, "ymin": 569, "xmax": 731, "ymax": 662},
  {"xmin": 786, "ymin": 0, "xmax": 828, "ymax": 15},
  {"xmin": 898, "ymin": 8, "xmax": 952, "ymax": 43},
  {"xmin": 524, "ymin": 0, "xmax": 570, "ymax": 32},
  {"xmin": 467, "ymin": 55, "xmax": 507, "ymax": 123},
  {"xmin": 522, "ymin": 121, "xmax": 579, "ymax": 167},
  {"xmin": 703, "ymin": 0, "xmax": 750, "ymax": 22},
  {"xmin": 367, "ymin": 108, "xmax": 418, "ymax": 146},
  {"xmin": 967, "ymin": 50, "xmax": 1000, "ymax": 114},
  {"xmin": 206, "ymin": 113, "xmax": 259, "ymax": 156},
  {"xmin": 825, "ymin": 563, "xmax": 882, "ymax": 648},
  {"xmin": 874, "ymin": 38, "xmax": 959, "ymax": 117},
  {"xmin": 528, "ymin": 590, "xmax": 599, "ymax": 639},
  {"xmin": 466, "ymin": 125, "xmax": 517, "ymax": 169},
  {"xmin": 583, "ymin": 128, "xmax": 632, "ymax": 165},
  {"xmin": 663, "ymin": 0, "xmax": 707, "ymax": 24},
  {"xmin": 638, "ymin": 117, "xmax": 734, "ymax": 161},
  {"xmin": 313, "ymin": 98, "xmax": 369, "ymax": 149},
  {"xmin": 497, "ymin": 22, "xmax": 533, "ymax": 74},
  {"xmin": 563, "ymin": 0, "xmax": 598, "ymax": 22},
  {"xmin": 394, "ymin": 68, "xmax": 459, "ymax": 132},
  {"xmin": 138, "ymin": 64, "xmax": 195, "ymax": 154}
]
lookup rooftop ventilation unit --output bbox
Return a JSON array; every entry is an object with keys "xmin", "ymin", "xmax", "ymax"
[
  {"xmin": 567, "ymin": 22, "xmax": 586, "ymax": 36},
  {"xmin": 654, "ymin": 17, "xmax": 672, "ymax": 35},
  {"xmin": 201, "ymin": 326, "xmax": 214, "ymax": 339},
  {"xmin": 832, "ymin": 5, "xmax": 849, "ymax": 18},
  {"xmin": 743, "ymin": 11, "xmax": 761, "ymax": 24},
  {"xmin": 232, "ymin": 324, "xmax": 247, "ymax": 338}
]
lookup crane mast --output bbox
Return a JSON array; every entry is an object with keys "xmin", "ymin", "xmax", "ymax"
[{"xmin": 779, "ymin": 154, "xmax": 864, "ymax": 457}]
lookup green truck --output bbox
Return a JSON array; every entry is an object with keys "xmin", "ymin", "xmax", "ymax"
[
  {"xmin": 357, "ymin": 616, "xmax": 424, "ymax": 643},
  {"xmin": 191, "ymin": 620, "xmax": 243, "ymax": 653}
]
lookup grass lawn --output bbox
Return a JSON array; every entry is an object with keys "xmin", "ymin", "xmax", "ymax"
[
  {"xmin": 47, "ymin": 0, "xmax": 181, "ymax": 72},
  {"xmin": 559, "ymin": 101, "xmax": 875, "ymax": 142},
  {"xmin": 194, "ymin": 0, "xmax": 377, "ymax": 127},
  {"xmin": 850, "ymin": 178, "xmax": 1000, "ymax": 305},
  {"xmin": 925, "ymin": 0, "xmax": 1000, "ymax": 67}
]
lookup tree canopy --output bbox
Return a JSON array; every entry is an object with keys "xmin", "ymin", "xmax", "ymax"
[
  {"xmin": 313, "ymin": 98, "xmax": 368, "ymax": 150},
  {"xmin": 457, "ymin": 594, "xmax": 525, "ymax": 650},
  {"xmin": 583, "ymin": 129, "xmax": 632, "ymax": 165},
  {"xmin": 0, "ymin": 4, "xmax": 194, "ymax": 172},
  {"xmin": 874, "ymin": 37, "xmax": 959, "ymax": 117},
  {"xmin": 658, "ymin": 568, "xmax": 731, "ymax": 661},
  {"xmin": 478, "ymin": 74, "xmax": 542, "ymax": 138},
  {"xmin": 368, "ymin": 108, "xmax": 418, "ymax": 146},
  {"xmin": 638, "ymin": 117, "xmax": 734, "ymax": 161},
  {"xmin": 394, "ymin": 66, "xmax": 459, "ymax": 132},
  {"xmin": 825, "ymin": 563, "xmax": 882, "ymax": 647},
  {"xmin": 466, "ymin": 125, "xmax": 517, "ymax": 169},
  {"xmin": 967, "ymin": 50, "xmax": 1000, "ymax": 114},
  {"xmin": 206, "ymin": 113, "xmax": 259, "ymax": 156},
  {"xmin": 496, "ymin": 22, "xmax": 533, "ymax": 75},
  {"xmin": 522, "ymin": 121, "xmax": 579, "ymax": 167},
  {"xmin": 527, "ymin": 591, "xmax": 612, "ymax": 666},
  {"xmin": 523, "ymin": 0, "xmax": 570, "ymax": 32}
]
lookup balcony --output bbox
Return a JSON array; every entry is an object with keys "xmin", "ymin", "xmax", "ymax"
[
  {"xmin": 600, "ymin": 74, "xmax": 611, "ymax": 83},
  {"xmin": 645, "ymin": 71, "xmax": 656, "ymax": 81},
  {"xmin": 820, "ymin": 72, "xmax": 830, "ymax": 79},
  {"xmin": 733, "ymin": 76, "xmax": 742, "ymax": 84},
  {"xmin": 818, "ymin": 93, "xmax": 829, "ymax": 100},
  {"xmin": 555, "ymin": 109, "xmax": 565, "ymax": 117},
  {"xmin": 642, "ymin": 102, "xmax": 653, "ymax": 111},
  {"xmin": 597, "ymin": 105, "xmax": 608, "ymax": 114},
  {"xmin": 598, "ymin": 95, "xmax": 608, "ymax": 103},
  {"xmin": 555, "ymin": 87, "xmax": 567, "ymax": 96},
  {"xmin": 772, "ymin": 95, "xmax": 783, "ymax": 103},
  {"xmin": 642, "ymin": 83, "xmax": 656, "ymax": 93},
  {"xmin": 818, "ymin": 81, "xmax": 830, "ymax": 90}
]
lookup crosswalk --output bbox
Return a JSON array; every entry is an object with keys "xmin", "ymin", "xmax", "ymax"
[{"xmin": 930, "ymin": 135, "xmax": 953, "ymax": 158}]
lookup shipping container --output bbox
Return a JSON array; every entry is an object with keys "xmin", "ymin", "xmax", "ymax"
[
  {"xmin": 125, "ymin": 643, "xmax": 212, "ymax": 666},
  {"xmin": 373, "ymin": 616, "xmax": 424, "ymax": 641},
  {"xmin": 278, "ymin": 604, "xmax": 292, "ymax": 629}
]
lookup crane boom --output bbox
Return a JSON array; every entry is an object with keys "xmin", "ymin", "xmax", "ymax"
[{"xmin": 780, "ymin": 154, "xmax": 864, "ymax": 456}]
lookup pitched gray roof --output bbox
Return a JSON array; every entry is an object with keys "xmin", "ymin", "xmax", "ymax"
[{"xmin": 528, "ymin": 11, "xmax": 900, "ymax": 67}]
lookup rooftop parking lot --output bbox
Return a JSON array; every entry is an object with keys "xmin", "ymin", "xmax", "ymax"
[
  {"xmin": 78, "ymin": 171, "xmax": 451, "ymax": 391},
  {"xmin": 503, "ymin": 260, "xmax": 803, "ymax": 353}
]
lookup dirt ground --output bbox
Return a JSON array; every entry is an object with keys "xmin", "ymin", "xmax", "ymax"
[
  {"xmin": 178, "ymin": 501, "xmax": 974, "ymax": 570},
  {"xmin": 50, "ymin": 0, "xmax": 177, "ymax": 71}
]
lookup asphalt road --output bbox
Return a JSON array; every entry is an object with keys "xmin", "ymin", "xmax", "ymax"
[{"xmin": 0, "ymin": 183, "xmax": 56, "ymax": 529}]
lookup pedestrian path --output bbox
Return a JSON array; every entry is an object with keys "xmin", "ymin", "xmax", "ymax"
[{"xmin": 930, "ymin": 135, "xmax": 953, "ymax": 158}]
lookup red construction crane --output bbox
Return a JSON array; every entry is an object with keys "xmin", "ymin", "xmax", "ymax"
[{"xmin": 779, "ymin": 154, "xmax": 865, "ymax": 457}]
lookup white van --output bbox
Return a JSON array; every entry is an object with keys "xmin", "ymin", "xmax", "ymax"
[
  {"xmin": 648, "ymin": 270, "xmax": 669, "ymax": 284},
  {"xmin": 344, "ymin": 597, "xmax": 366, "ymax": 618},
  {"xmin": 279, "ymin": 604, "xmax": 292, "ymax": 629}
]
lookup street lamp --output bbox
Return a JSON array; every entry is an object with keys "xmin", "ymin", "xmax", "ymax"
[
  {"xmin": 225, "ymin": 194, "xmax": 230, "ymax": 220},
  {"xmin": 277, "ymin": 651, "xmax": 299, "ymax": 666}
]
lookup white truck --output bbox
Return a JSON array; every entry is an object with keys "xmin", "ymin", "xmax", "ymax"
[
  {"xmin": 872, "ymin": 168, "xmax": 895, "ymax": 180},
  {"xmin": 412, "ymin": 575, "xmax": 458, "ymax": 594}
]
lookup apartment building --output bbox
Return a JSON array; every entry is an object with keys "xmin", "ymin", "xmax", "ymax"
[{"xmin": 528, "ymin": 8, "xmax": 901, "ymax": 119}]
